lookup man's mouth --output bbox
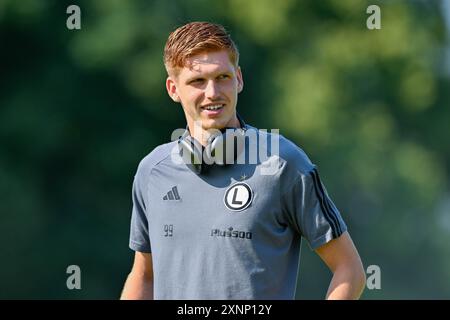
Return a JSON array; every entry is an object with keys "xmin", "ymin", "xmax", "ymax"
[{"xmin": 201, "ymin": 104, "xmax": 225, "ymax": 111}]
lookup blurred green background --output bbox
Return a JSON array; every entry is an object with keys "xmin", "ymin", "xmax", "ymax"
[{"xmin": 0, "ymin": 0, "xmax": 449, "ymax": 299}]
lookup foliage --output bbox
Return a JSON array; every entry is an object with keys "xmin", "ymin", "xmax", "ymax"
[{"xmin": 0, "ymin": 0, "xmax": 448, "ymax": 299}]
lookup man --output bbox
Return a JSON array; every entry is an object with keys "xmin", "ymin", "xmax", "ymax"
[{"xmin": 120, "ymin": 22, "xmax": 366, "ymax": 300}]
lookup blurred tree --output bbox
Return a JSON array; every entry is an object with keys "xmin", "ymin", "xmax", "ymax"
[{"xmin": 0, "ymin": 0, "xmax": 448, "ymax": 299}]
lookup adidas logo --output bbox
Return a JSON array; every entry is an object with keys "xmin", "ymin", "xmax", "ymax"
[{"xmin": 163, "ymin": 186, "xmax": 181, "ymax": 201}]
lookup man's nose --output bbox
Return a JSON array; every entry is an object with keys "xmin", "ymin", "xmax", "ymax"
[{"xmin": 205, "ymin": 80, "xmax": 220, "ymax": 99}]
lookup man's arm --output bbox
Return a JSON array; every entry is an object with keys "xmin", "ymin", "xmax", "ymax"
[
  {"xmin": 120, "ymin": 252, "xmax": 154, "ymax": 300},
  {"xmin": 315, "ymin": 231, "xmax": 366, "ymax": 300}
]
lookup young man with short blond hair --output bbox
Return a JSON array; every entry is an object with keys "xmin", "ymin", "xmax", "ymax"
[{"xmin": 121, "ymin": 21, "xmax": 366, "ymax": 300}]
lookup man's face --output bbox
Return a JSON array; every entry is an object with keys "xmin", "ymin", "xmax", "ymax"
[{"xmin": 166, "ymin": 50, "xmax": 243, "ymax": 131}]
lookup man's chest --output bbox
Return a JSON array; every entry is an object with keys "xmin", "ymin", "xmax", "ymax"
[{"xmin": 145, "ymin": 167, "xmax": 284, "ymax": 248}]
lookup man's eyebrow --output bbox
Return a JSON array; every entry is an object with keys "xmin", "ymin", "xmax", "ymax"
[
  {"xmin": 185, "ymin": 70, "xmax": 231, "ymax": 83},
  {"xmin": 184, "ymin": 70, "xmax": 231, "ymax": 83}
]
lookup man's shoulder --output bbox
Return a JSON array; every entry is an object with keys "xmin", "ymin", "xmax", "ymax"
[
  {"xmin": 278, "ymin": 134, "xmax": 315, "ymax": 175},
  {"xmin": 248, "ymin": 125, "xmax": 315, "ymax": 175},
  {"xmin": 136, "ymin": 141, "xmax": 177, "ymax": 175}
]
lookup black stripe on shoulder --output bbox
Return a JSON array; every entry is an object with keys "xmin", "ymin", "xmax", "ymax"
[
  {"xmin": 312, "ymin": 168, "xmax": 342, "ymax": 236},
  {"xmin": 309, "ymin": 169, "xmax": 340, "ymax": 238},
  {"xmin": 312, "ymin": 168, "xmax": 343, "ymax": 236}
]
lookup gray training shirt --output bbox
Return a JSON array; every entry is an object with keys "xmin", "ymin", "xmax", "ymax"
[{"xmin": 129, "ymin": 125, "xmax": 347, "ymax": 299}]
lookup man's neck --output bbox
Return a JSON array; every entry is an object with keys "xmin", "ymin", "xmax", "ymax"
[{"xmin": 188, "ymin": 116, "xmax": 240, "ymax": 146}]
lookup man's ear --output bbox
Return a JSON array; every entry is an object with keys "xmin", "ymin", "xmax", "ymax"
[
  {"xmin": 236, "ymin": 66, "xmax": 244, "ymax": 93},
  {"xmin": 166, "ymin": 76, "xmax": 181, "ymax": 102}
]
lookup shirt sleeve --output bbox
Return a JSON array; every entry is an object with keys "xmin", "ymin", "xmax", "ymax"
[
  {"xmin": 282, "ymin": 167, "xmax": 347, "ymax": 250},
  {"xmin": 129, "ymin": 171, "xmax": 152, "ymax": 253}
]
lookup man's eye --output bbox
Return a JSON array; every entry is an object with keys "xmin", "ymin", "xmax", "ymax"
[
  {"xmin": 218, "ymin": 75, "xmax": 230, "ymax": 80},
  {"xmin": 190, "ymin": 79, "xmax": 204, "ymax": 84}
]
